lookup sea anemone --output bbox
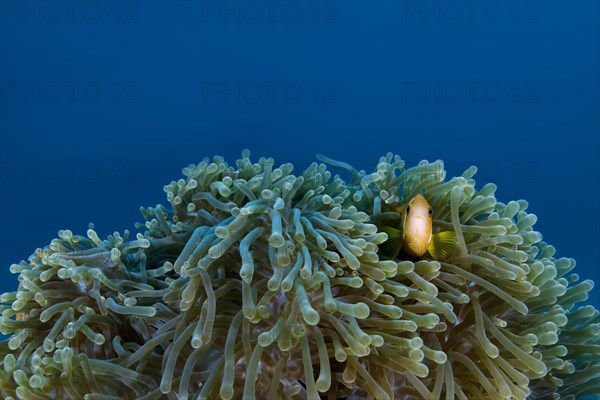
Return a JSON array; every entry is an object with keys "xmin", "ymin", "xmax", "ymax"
[{"xmin": 1, "ymin": 151, "xmax": 598, "ymax": 399}]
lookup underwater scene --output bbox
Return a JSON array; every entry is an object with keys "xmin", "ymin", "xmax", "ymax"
[{"xmin": 1, "ymin": 1, "xmax": 598, "ymax": 399}]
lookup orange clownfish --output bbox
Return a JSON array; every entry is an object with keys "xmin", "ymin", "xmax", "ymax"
[{"xmin": 380, "ymin": 194, "xmax": 456, "ymax": 261}]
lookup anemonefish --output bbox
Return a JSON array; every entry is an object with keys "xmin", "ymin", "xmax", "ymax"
[{"xmin": 380, "ymin": 194, "xmax": 456, "ymax": 261}]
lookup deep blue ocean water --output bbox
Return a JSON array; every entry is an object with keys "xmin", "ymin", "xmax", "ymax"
[{"xmin": 1, "ymin": 0, "xmax": 598, "ymax": 348}]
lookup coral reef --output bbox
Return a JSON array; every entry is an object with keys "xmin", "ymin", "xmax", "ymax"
[{"xmin": 1, "ymin": 151, "xmax": 598, "ymax": 399}]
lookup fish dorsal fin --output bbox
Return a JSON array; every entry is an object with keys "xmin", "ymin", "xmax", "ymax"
[
  {"xmin": 428, "ymin": 231, "xmax": 457, "ymax": 261},
  {"xmin": 379, "ymin": 226, "xmax": 404, "ymax": 260}
]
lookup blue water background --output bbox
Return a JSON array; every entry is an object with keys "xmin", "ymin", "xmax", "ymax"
[{"xmin": 1, "ymin": 1, "xmax": 598, "ymax": 317}]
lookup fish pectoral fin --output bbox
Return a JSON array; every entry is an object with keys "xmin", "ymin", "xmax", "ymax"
[
  {"xmin": 379, "ymin": 226, "xmax": 403, "ymax": 260},
  {"xmin": 428, "ymin": 231, "xmax": 457, "ymax": 261}
]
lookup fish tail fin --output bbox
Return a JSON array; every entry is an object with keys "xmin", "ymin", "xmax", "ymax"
[
  {"xmin": 428, "ymin": 231, "xmax": 457, "ymax": 261},
  {"xmin": 379, "ymin": 226, "xmax": 403, "ymax": 259}
]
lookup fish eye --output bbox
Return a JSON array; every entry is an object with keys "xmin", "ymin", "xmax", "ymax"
[
  {"xmin": 406, "ymin": 206, "xmax": 410, "ymax": 214},
  {"xmin": 428, "ymin": 208, "xmax": 432, "ymax": 215}
]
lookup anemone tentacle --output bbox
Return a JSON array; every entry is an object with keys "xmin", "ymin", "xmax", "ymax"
[{"xmin": 1, "ymin": 151, "xmax": 598, "ymax": 400}]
